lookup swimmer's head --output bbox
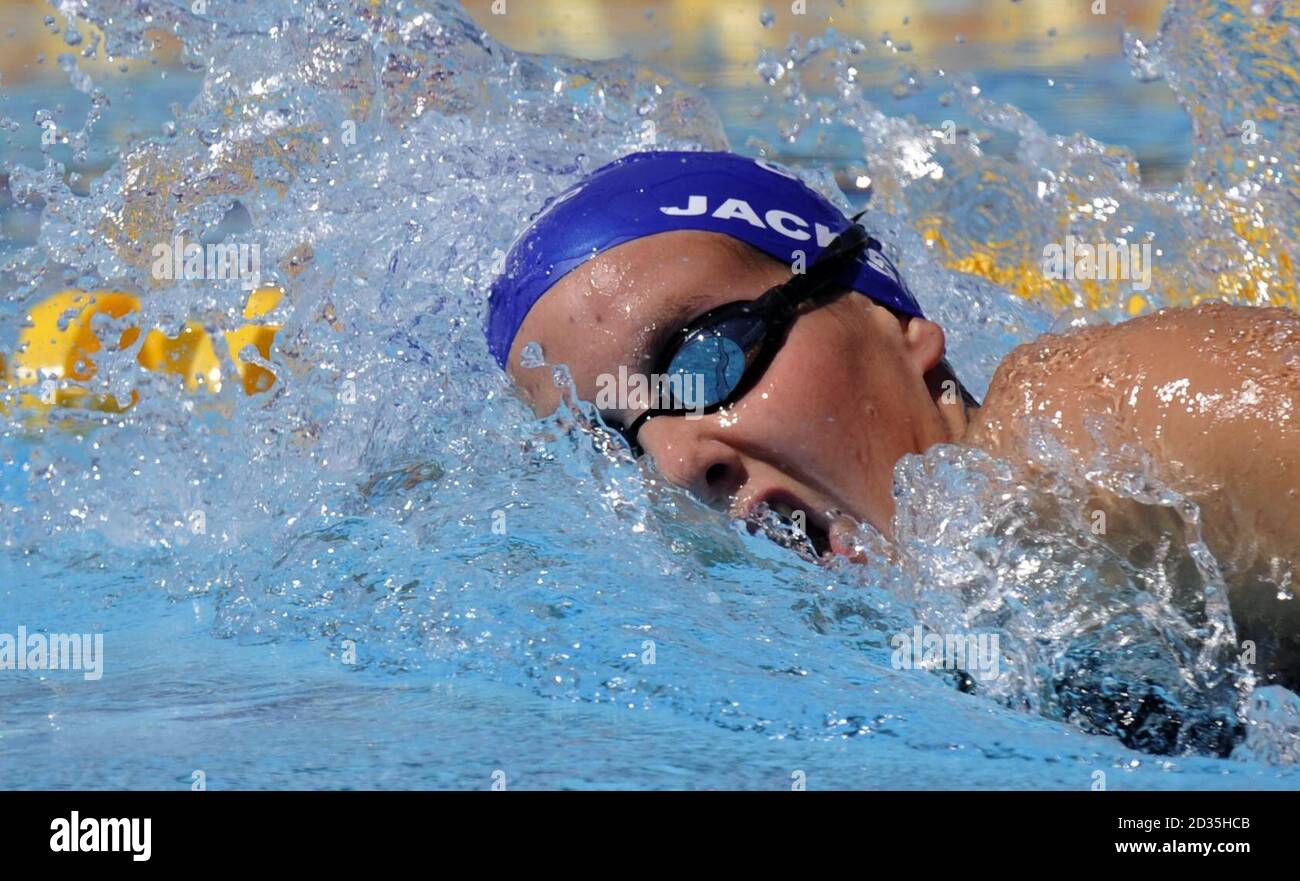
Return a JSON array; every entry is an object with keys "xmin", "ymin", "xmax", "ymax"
[
  {"xmin": 486, "ymin": 151, "xmax": 924, "ymax": 367},
  {"xmin": 487, "ymin": 150, "xmax": 975, "ymax": 554}
]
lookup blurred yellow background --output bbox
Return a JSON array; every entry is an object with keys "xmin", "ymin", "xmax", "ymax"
[
  {"xmin": 1, "ymin": 0, "xmax": 1164, "ymax": 86},
  {"xmin": 459, "ymin": 0, "xmax": 1163, "ymax": 88}
]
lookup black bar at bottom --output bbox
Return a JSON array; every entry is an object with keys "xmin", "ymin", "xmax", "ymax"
[{"xmin": 0, "ymin": 790, "xmax": 1285, "ymax": 865}]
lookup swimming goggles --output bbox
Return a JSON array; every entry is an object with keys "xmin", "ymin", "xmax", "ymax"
[{"xmin": 608, "ymin": 222, "xmax": 875, "ymax": 454}]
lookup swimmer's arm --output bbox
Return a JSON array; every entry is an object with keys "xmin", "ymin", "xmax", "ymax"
[{"xmin": 970, "ymin": 303, "xmax": 1300, "ymax": 571}]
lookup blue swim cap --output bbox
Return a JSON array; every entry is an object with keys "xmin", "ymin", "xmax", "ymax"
[{"xmin": 486, "ymin": 150, "xmax": 924, "ymax": 368}]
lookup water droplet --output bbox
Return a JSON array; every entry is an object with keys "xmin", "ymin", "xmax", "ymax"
[
  {"xmin": 1050, "ymin": 307, "xmax": 1109, "ymax": 334},
  {"xmin": 519, "ymin": 342, "xmax": 545, "ymax": 369}
]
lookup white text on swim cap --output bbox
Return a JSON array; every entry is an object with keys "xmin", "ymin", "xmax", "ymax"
[{"xmin": 659, "ymin": 195, "xmax": 838, "ymax": 247}]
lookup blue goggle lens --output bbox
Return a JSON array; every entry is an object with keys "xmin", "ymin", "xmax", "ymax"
[{"xmin": 664, "ymin": 312, "xmax": 767, "ymax": 409}]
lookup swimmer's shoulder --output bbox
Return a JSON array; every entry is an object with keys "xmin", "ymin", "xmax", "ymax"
[
  {"xmin": 969, "ymin": 302, "xmax": 1300, "ymax": 576},
  {"xmin": 967, "ymin": 302, "xmax": 1300, "ymax": 456}
]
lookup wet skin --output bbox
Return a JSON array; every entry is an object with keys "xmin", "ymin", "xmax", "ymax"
[
  {"xmin": 969, "ymin": 301, "xmax": 1300, "ymax": 686},
  {"xmin": 506, "ymin": 231, "xmax": 1300, "ymax": 682}
]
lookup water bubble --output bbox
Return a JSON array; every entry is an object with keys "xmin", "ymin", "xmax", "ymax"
[
  {"xmin": 756, "ymin": 59, "xmax": 784, "ymax": 85},
  {"xmin": 58, "ymin": 54, "xmax": 94, "ymax": 93},
  {"xmin": 1050, "ymin": 307, "xmax": 1110, "ymax": 334},
  {"xmin": 1123, "ymin": 33, "xmax": 1164, "ymax": 83},
  {"xmin": 587, "ymin": 260, "xmax": 622, "ymax": 294},
  {"xmin": 519, "ymin": 342, "xmax": 545, "ymax": 369}
]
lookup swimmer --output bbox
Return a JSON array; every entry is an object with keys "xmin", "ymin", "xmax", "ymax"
[{"xmin": 487, "ymin": 150, "xmax": 1300, "ymax": 686}]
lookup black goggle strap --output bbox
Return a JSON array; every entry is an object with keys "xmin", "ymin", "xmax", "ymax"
[
  {"xmin": 621, "ymin": 403, "xmax": 653, "ymax": 449},
  {"xmin": 765, "ymin": 222, "xmax": 871, "ymax": 318}
]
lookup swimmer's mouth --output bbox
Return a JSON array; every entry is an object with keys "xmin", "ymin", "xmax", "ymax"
[{"xmin": 743, "ymin": 495, "xmax": 833, "ymax": 562}]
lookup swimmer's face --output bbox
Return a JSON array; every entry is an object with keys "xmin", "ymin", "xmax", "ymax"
[{"xmin": 507, "ymin": 230, "xmax": 958, "ymax": 556}]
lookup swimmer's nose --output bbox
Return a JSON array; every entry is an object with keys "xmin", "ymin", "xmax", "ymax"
[
  {"xmin": 649, "ymin": 432, "xmax": 746, "ymax": 510},
  {"xmin": 698, "ymin": 457, "xmax": 744, "ymax": 509}
]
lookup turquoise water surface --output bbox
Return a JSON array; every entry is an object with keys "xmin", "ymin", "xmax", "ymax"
[{"xmin": 1, "ymin": 0, "xmax": 1298, "ymax": 789}]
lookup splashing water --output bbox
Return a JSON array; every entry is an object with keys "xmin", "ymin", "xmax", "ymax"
[{"xmin": 1, "ymin": 0, "xmax": 1299, "ymax": 788}]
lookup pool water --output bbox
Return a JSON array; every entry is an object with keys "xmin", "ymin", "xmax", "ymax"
[{"xmin": 1, "ymin": 0, "xmax": 1298, "ymax": 789}]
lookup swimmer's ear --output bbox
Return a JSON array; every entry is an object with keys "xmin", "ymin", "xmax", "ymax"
[{"xmin": 900, "ymin": 316, "xmax": 946, "ymax": 375}]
